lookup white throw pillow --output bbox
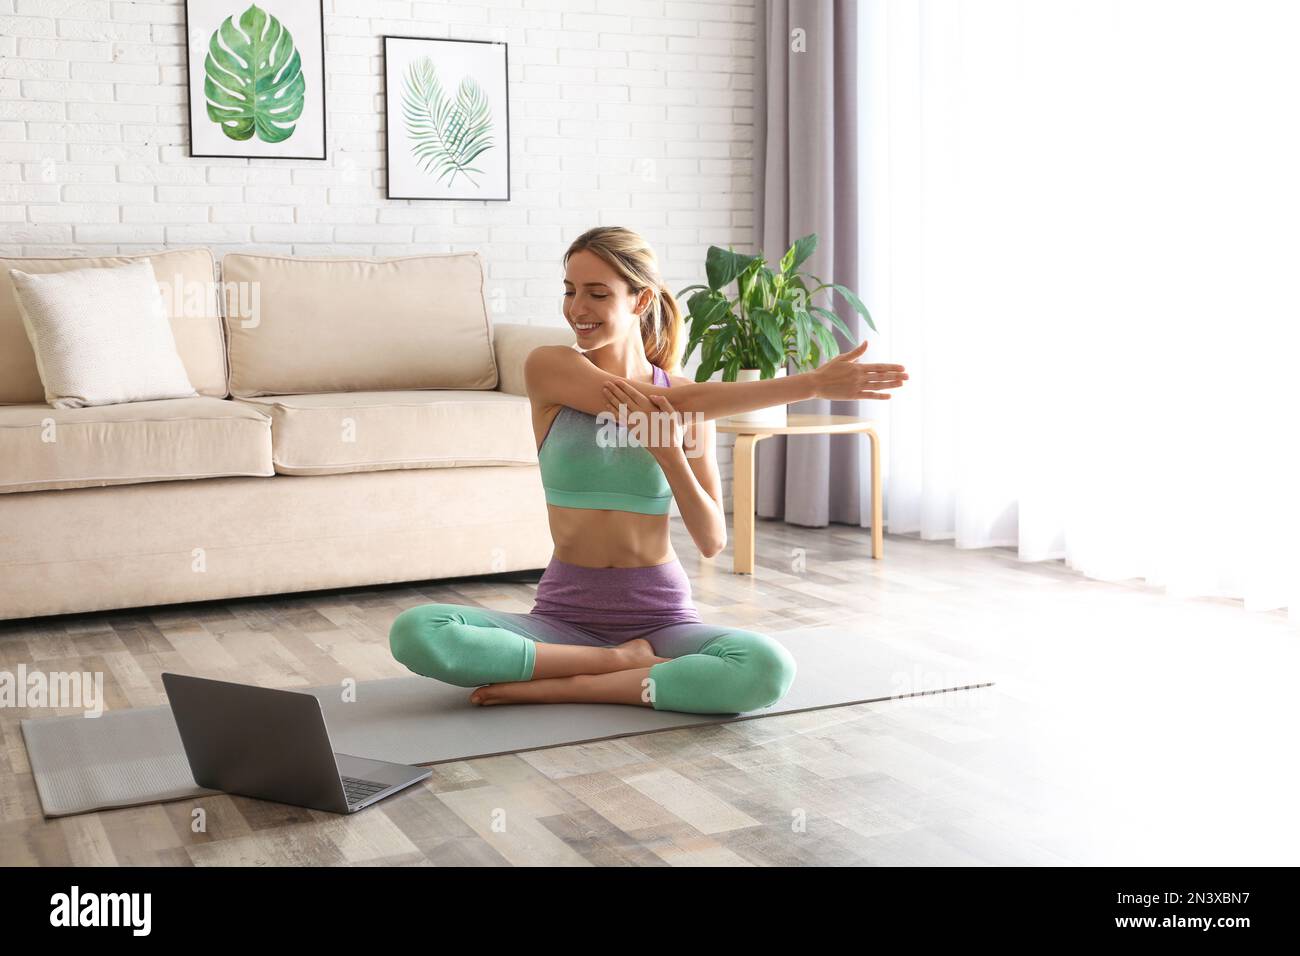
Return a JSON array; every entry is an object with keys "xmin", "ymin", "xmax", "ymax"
[{"xmin": 9, "ymin": 259, "xmax": 198, "ymax": 408}]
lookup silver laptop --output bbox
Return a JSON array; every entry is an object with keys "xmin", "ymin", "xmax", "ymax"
[{"xmin": 161, "ymin": 672, "xmax": 431, "ymax": 814}]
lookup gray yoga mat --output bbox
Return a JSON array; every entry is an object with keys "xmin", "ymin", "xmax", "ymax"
[{"xmin": 21, "ymin": 625, "xmax": 993, "ymax": 818}]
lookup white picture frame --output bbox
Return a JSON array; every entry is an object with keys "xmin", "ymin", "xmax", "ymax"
[
  {"xmin": 383, "ymin": 36, "xmax": 511, "ymax": 201},
  {"xmin": 184, "ymin": 0, "xmax": 327, "ymax": 160}
]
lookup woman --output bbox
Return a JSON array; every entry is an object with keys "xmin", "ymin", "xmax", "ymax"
[{"xmin": 389, "ymin": 226, "xmax": 908, "ymax": 714}]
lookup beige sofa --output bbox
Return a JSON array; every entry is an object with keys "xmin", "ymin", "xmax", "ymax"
[{"xmin": 0, "ymin": 248, "xmax": 576, "ymax": 621}]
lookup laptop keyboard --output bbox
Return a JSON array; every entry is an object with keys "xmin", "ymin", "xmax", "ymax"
[{"xmin": 342, "ymin": 776, "xmax": 388, "ymax": 806}]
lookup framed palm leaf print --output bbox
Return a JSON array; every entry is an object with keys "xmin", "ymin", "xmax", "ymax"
[
  {"xmin": 383, "ymin": 36, "xmax": 511, "ymax": 201},
  {"xmin": 183, "ymin": 0, "xmax": 326, "ymax": 159}
]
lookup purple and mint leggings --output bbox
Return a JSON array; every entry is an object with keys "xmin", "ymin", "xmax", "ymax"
[{"xmin": 388, "ymin": 556, "xmax": 797, "ymax": 715}]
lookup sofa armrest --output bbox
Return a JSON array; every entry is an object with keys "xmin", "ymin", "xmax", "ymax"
[{"xmin": 492, "ymin": 322, "xmax": 577, "ymax": 397}]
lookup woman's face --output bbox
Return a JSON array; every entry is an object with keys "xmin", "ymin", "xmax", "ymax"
[{"xmin": 563, "ymin": 249, "xmax": 648, "ymax": 349}]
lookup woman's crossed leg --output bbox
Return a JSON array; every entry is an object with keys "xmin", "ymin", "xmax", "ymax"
[{"xmin": 388, "ymin": 603, "xmax": 796, "ymax": 715}]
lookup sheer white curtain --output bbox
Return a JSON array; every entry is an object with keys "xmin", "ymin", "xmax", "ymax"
[{"xmin": 857, "ymin": 0, "xmax": 1300, "ymax": 621}]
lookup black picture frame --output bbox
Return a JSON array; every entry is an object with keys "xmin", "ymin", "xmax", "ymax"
[
  {"xmin": 382, "ymin": 35, "xmax": 511, "ymax": 201},
  {"xmin": 183, "ymin": 0, "xmax": 328, "ymax": 160}
]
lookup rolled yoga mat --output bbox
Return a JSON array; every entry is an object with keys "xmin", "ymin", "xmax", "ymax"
[{"xmin": 20, "ymin": 624, "xmax": 994, "ymax": 818}]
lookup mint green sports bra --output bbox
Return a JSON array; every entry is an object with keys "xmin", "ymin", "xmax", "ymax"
[{"xmin": 536, "ymin": 364, "xmax": 674, "ymax": 516}]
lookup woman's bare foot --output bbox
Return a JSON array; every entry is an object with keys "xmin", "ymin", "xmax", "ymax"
[
  {"xmin": 470, "ymin": 676, "xmax": 579, "ymax": 706},
  {"xmin": 527, "ymin": 636, "xmax": 672, "ymax": 682},
  {"xmin": 614, "ymin": 637, "xmax": 670, "ymax": 669},
  {"xmin": 467, "ymin": 639, "xmax": 671, "ymax": 706},
  {"xmin": 469, "ymin": 658, "xmax": 665, "ymax": 707}
]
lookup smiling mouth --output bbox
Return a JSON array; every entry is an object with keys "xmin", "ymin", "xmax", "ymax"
[{"xmin": 574, "ymin": 323, "xmax": 600, "ymax": 333}]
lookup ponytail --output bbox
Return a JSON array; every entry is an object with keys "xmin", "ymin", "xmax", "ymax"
[{"xmin": 640, "ymin": 281, "xmax": 684, "ymax": 375}]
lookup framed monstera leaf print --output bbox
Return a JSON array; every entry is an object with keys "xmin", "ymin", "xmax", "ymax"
[
  {"xmin": 383, "ymin": 36, "xmax": 511, "ymax": 201},
  {"xmin": 184, "ymin": 0, "xmax": 326, "ymax": 159}
]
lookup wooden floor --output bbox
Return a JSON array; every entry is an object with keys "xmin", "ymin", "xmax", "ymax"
[{"xmin": 1, "ymin": 518, "xmax": 1296, "ymax": 866}]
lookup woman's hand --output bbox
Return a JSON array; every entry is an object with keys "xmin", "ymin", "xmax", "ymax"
[
  {"xmin": 602, "ymin": 379, "xmax": 684, "ymax": 463},
  {"xmin": 810, "ymin": 340, "xmax": 909, "ymax": 400}
]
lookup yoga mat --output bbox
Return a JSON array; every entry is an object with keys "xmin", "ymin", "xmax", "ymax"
[{"xmin": 21, "ymin": 625, "xmax": 993, "ymax": 818}]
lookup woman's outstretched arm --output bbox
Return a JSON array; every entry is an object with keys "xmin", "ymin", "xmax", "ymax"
[
  {"xmin": 527, "ymin": 341, "xmax": 906, "ymax": 423},
  {"xmin": 616, "ymin": 372, "xmax": 818, "ymax": 422}
]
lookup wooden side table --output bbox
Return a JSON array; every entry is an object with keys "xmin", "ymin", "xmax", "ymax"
[{"xmin": 715, "ymin": 413, "xmax": 883, "ymax": 574}]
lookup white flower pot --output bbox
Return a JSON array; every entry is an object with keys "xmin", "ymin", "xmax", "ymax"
[{"xmin": 726, "ymin": 367, "xmax": 788, "ymax": 427}]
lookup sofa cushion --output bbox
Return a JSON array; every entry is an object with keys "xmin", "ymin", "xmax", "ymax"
[
  {"xmin": 0, "ymin": 397, "xmax": 273, "ymax": 494},
  {"xmin": 0, "ymin": 248, "xmax": 227, "ymax": 405},
  {"xmin": 220, "ymin": 252, "xmax": 498, "ymax": 398},
  {"xmin": 233, "ymin": 389, "xmax": 537, "ymax": 476},
  {"xmin": 10, "ymin": 259, "xmax": 199, "ymax": 408}
]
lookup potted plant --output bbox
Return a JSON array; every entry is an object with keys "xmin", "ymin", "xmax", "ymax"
[{"xmin": 676, "ymin": 233, "xmax": 876, "ymax": 426}]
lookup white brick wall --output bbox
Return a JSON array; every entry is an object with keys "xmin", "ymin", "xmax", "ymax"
[{"xmin": 0, "ymin": 0, "xmax": 752, "ymax": 510}]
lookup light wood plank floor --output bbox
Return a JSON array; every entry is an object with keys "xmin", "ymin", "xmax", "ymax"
[{"xmin": 1, "ymin": 518, "xmax": 1296, "ymax": 866}]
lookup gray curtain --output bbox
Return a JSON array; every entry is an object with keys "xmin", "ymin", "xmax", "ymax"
[{"xmin": 753, "ymin": 0, "xmax": 867, "ymax": 529}]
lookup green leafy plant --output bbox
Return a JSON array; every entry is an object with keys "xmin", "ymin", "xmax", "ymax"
[
  {"xmin": 676, "ymin": 234, "xmax": 876, "ymax": 382},
  {"xmin": 400, "ymin": 57, "xmax": 495, "ymax": 187},
  {"xmin": 203, "ymin": 4, "xmax": 305, "ymax": 143}
]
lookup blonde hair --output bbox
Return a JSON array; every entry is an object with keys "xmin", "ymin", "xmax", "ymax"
[{"xmin": 562, "ymin": 226, "xmax": 685, "ymax": 375}]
